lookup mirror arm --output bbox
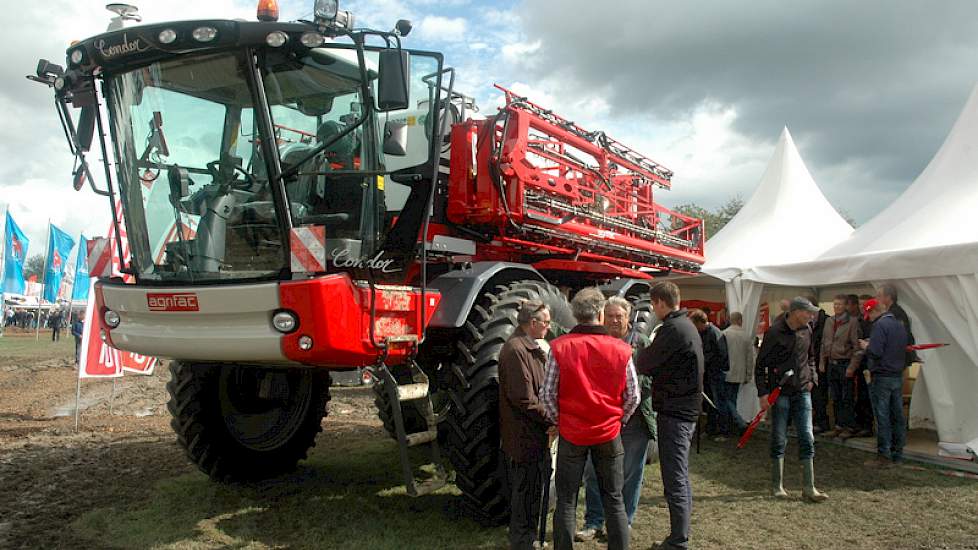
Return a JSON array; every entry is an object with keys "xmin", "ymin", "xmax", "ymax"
[{"xmin": 56, "ymin": 98, "xmax": 111, "ymax": 197}]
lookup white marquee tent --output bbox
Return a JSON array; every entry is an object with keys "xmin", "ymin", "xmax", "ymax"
[
  {"xmin": 701, "ymin": 127, "xmax": 854, "ymax": 334},
  {"xmin": 743, "ymin": 85, "xmax": 978, "ymax": 454},
  {"xmin": 691, "ymin": 127, "xmax": 854, "ymax": 419}
]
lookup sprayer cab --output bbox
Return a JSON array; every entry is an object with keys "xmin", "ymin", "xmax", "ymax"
[
  {"xmin": 29, "ymin": 1, "xmax": 452, "ymax": 367},
  {"xmin": 36, "ymin": 1, "xmax": 446, "ymax": 287}
]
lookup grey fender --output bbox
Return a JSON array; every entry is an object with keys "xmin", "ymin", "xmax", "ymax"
[
  {"xmin": 600, "ymin": 278, "xmax": 652, "ymax": 298},
  {"xmin": 427, "ymin": 262, "xmax": 544, "ymax": 329}
]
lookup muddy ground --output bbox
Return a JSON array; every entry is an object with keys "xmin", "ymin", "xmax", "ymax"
[
  {"xmin": 3, "ymin": 331, "xmax": 978, "ymax": 550},
  {"xmin": 0, "ymin": 332, "xmax": 379, "ymax": 549}
]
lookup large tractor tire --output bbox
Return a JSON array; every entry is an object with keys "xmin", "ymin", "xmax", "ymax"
[
  {"xmin": 629, "ymin": 293, "xmax": 658, "ymax": 338},
  {"xmin": 373, "ymin": 369, "xmax": 429, "ymax": 439},
  {"xmin": 443, "ymin": 280, "xmax": 573, "ymax": 523},
  {"xmin": 166, "ymin": 362, "xmax": 330, "ymax": 481}
]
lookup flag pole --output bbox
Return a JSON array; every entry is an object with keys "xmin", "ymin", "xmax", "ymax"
[
  {"xmin": 74, "ymin": 373, "xmax": 82, "ymax": 431},
  {"xmin": 0, "ymin": 203, "xmax": 7, "ymax": 339},
  {"xmin": 36, "ymin": 219, "xmax": 52, "ymax": 342}
]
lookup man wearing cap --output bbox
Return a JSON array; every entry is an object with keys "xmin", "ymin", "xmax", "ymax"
[
  {"xmin": 755, "ymin": 296, "xmax": 828, "ymax": 502},
  {"xmin": 859, "ymin": 299, "xmax": 909, "ymax": 467}
]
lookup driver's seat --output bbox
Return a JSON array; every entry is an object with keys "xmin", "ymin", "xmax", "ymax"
[{"xmin": 317, "ymin": 120, "xmax": 355, "ymax": 169}]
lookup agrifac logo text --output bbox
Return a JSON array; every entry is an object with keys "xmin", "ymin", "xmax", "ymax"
[{"xmin": 147, "ymin": 293, "xmax": 199, "ymax": 312}]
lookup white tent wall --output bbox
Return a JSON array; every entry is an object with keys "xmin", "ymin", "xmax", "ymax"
[{"xmin": 895, "ymin": 276, "xmax": 978, "ymax": 445}]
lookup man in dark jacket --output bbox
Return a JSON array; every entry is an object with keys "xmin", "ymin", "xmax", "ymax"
[
  {"xmin": 637, "ymin": 282, "xmax": 703, "ymax": 550},
  {"xmin": 689, "ymin": 309, "xmax": 732, "ymax": 439},
  {"xmin": 71, "ymin": 315, "xmax": 84, "ymax": 365},
  {"xmin": 808, "ymin": 296, "xmax": 831, "ymax": 434},
  {"xmin": 848, "ymin": 295, "xmax": 875, "ymax": 436},
  {"xmin": 876, "ymin": 283, "xmax": 919, "ymax": 366},
  {"xmin": 755, "ymin": 296, "xmax": 828, "ymax": 503},
  {"xmin": 860, "ymin": 300, "xmax": 909, "ymax": 467},
  {"xmin": 499, "ymin": 299, "xmax": 554, "ymax": 549}
]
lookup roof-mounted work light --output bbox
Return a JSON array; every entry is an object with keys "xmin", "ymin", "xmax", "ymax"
[{"xmin": 313, "ymin": 0, "xmax": 354, "ymax": 33}]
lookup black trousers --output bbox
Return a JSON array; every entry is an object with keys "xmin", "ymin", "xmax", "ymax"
[
  {"xmin": 506, "ymin": 455, "xmax": 549, "ymax": 550},
  {"xmin": 657, "ymin": 414, "xmax": 696, "ymax": 550},
  {"xmin": 554, "ymin": 435, "xmax": 628, "ymax": 550}
]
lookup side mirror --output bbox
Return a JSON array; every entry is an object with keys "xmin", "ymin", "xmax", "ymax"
[
  {"xmin": 76, "ymin": 106, "xmax": 96, "ymax": 152},
  {"xmin": 377, "ymin": 49, "xmax": 410, "ymax": 112},
  {"xmin": 383, "ymin": 120, "xmax": 408, "ymax": 156}
]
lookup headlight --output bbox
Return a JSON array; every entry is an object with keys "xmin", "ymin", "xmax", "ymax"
[
  {"xmin": 300, "ymin": 32, "xmax": 325, "ymax": 48},
  {"xmin": 265, "ymin": 31, "xmax": 288, "ymax": 48},
  {"xmin": 272, "ymin": 310, "xmax": 298, "ymax": 333},
  {"xmin": 192, "ymin": 26, "xmax": 218, "ymax": 42},
  {"xmin": 69, "ymin": 48, "xmax": 85, "ymax": 65},
  {"xmin": 158, "ymin": 29, "xmax": 177, "ymax": 44},
  {"xmin": 298, "ymin": 335, "xmax": 314, "ymax": 350},
  {"xmin": 103, "ymin": 309, "xmax": 121, "ymax": 328}
]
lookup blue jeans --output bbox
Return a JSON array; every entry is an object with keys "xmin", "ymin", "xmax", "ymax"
[
  {"xmin": 769, "ymin": 391, "xmax": 815, "ymax": 460},
  {"xmin": 720, "ymin": 381, "xmax": 747, "ymax": 433},
  {"xmin": 583, "ymin": 415, "xmax": 650, "ymax": 529},
  {"xmin": 870, "ymin": 376, "xmax": 906, "ymax": 460}
]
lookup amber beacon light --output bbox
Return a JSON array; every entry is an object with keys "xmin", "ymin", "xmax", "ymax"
[{"xmin": 257, "ymin": 0, "xmax": 280, "ymax": 22}]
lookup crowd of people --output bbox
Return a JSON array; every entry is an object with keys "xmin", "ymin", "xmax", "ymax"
[
  {"xmin": 498, "ymin": 281, "xmax": 915, "ymax": 549},
  {"xmin": 3, "ymin": 306, "xmax": 69, "ymax": 336}
]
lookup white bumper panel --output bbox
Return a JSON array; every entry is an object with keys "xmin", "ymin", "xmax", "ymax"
[{"xmin": 101, "ymin": 282, "xmax": 287, "ymax": 363}]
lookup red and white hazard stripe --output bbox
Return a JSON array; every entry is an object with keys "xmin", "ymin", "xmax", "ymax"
[
  {"xmin": 290, "ymin": 226, "xmax": 326, "ymax": 273},
  {"xmin": 86, "ymin": 237, "xmax": 113, "ymax": 278},
  {"xmin": 105, "ymin": 199, "xmax": 133, "ymax": 283}
]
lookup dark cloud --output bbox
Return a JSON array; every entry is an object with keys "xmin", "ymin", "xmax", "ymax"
[{"xmin": 517, "ymin": 0, "xmax": 978, "ymax": 221}]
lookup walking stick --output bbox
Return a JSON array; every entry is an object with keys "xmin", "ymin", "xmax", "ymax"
[
  {"xmin": 737, "ymin": 370, "xmax": 794, "ymax": 449},
  {"xmin": 537, "ymin": 460, "xmax": 551, "ymax": 547}
]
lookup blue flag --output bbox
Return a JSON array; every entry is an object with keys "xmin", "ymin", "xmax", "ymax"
[
  {"xmin": 71, "ymin": 235, "xmax": 89, "ymax": 301},
  {"xmin": 2, "ymin": 212, "xmax": 29, "ymax": 295},
  {"xmin": 42, "ymin": 224, "xmax": 75, "ymax": 303}
]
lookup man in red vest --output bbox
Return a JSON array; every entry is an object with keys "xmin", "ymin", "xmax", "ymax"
[{"xmin": 541, "ymin": 287, "xmax": 639, "ymax": 550}]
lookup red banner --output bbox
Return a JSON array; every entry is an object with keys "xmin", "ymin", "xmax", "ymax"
[{"xmin": 78, "ymin": 279, "xmax": 158, "ymax": 378}]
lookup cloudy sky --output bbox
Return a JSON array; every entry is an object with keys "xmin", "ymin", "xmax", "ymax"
[{"xmin": 2, "ymin": 0, "xmax": 977, "ymax": 261}]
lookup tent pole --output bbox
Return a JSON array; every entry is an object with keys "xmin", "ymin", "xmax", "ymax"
[{"xmin": 36, "ymin": 220, "xmax": 52, "ymax": 342}]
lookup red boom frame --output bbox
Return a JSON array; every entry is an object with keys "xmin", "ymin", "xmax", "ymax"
[{"xmin": 446, "ymin": 85, "xmax": 705, "ymax": 277}]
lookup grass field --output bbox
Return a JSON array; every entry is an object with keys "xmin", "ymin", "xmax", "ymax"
[
  {"xmin": 0, "ymin": 330, "xmax": 75, "ymax": 363},
  {"xmin": 69, "ymin": 394, "xmax": 978, "ymax": 550}
]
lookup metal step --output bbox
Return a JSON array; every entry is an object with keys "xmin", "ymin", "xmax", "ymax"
[
  {"xmin": 397, "ymin": 382, "xmax": 429, "ymax": 402},
  {"xmin": 377, "ymin": 361, "xmax": 447, "ymax": 498}
]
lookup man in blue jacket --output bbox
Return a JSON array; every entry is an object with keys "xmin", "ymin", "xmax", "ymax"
[{"xmin": 860, "ymin": 299, "xmax": 909, "ymax": 467}]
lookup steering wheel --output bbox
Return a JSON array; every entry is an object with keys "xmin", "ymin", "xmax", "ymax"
[{"xmin": 206, "ymin": 159, "xmax": 257, "ymax": 190}]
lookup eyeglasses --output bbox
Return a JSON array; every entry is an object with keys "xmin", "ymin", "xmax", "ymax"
[{"xmin": 532, "ymin": 318, "xmax": 552, "ymax": 325}]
